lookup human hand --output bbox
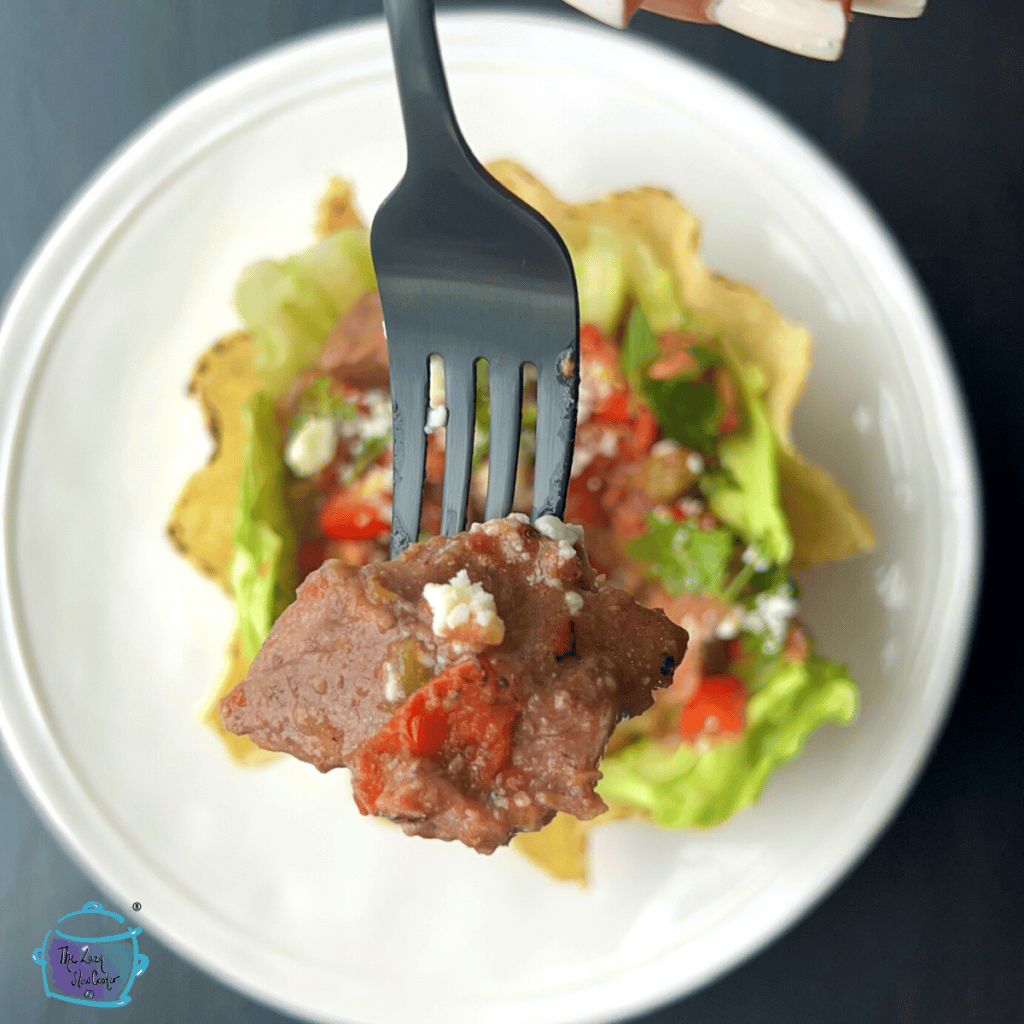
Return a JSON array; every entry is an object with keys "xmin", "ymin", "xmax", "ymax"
[{"xmin": 563, "ymin": 0, "xmax": 925, "ymax": 60}]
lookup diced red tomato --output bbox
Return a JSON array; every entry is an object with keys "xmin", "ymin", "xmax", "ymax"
[
  {"xmin": 579, "ymin": 323, "xmax": 619, "ymax": 371},
  {"xmin": 593, "ymin": 388, "xmax": 632, "ymax": 424},
  {"xmin": 350, "ymin": 658, "xmax": 521, "ymax": 814},
  {"xmin": 679, "ymin": 673, "xmax": 747, "ymax": 742},
  {"xmin": 564, "ymin": 471, "xmax": 610, "ymax": 527},
  {"xmin": 319, "ymin": 493, "xmax": 390, "ymax": 541},
  {"xmin": 650, "ymin": 331, "xmax": 701, "ymax": 380},
  {"xmin": 580, "ymin": 324, "xmax": 629, "ymax": 420},
  {"xmin": 619, "ymin": 402, "xmax": 659, "ymax": 462}
]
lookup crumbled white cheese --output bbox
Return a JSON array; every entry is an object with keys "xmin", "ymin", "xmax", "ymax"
[
  {"xmin": 337, "ymin": 388, "xmax": 392, "ymax": 448},
  {"xmin": 383, "ymin": 662, "xmax": 403, "ymax": 703},
  {"xmin": 360, "ymin": 389, "xmax": 392, "ymax": 441},
  {"xmin": 565, "ymin": 591, "xmax": 584, "ymax": 615},
  {"xmin": 424, "ymin": 405, "xmax": 448, "ymax": 434},
  {"xmin": 284, "ymin": 416, "xmax": 338, "ymax": 477},
  {"xmin": 686, "ymin": 451, "xmax": 705, "ymax": 474},
  {"xmin": 507, "ymin": 512, "xmax": 530, "ymax": 525},
  {"xmin": 534, "ymin": 516, "xmax": 584, "ymax": 545},
  {"xmin": 651, "ymin": 438, "xmax": 683, "ymax": 458},
  {"xmin": 597, "ymin": 428, "xmax": 619, "ymax": 459},
  {"xmin": 469, "ymin": 520, "xmax": 502, "ymax": 537},
  {"xmin": 741, "ymin": 545, "xmax": 770, "ymax": 573},
  {"xmin": 422, "ymin": 569, "xmax": 505, "ymax": 646},
  {"xmin": 577, "ymin": 366, "xmax": 611, "ymax": 426},
  {"xmin": 742, "ymin": 589, "xmax": 799, "ymax": 651}
]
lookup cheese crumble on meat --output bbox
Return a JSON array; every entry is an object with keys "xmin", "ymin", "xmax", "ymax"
[
  {"xmin": 534, "ymin": 516, "xmax": 584, "ymax": 545},
  {"xmin": 534, "ymin": 516, "xmax": 584, "ymax": 566},
  {"xmin": 423, "ymin": 569, "xmax": 505, "ymax": 647}
]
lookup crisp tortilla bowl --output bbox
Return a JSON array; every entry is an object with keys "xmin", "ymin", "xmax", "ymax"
[{"xmin": 168, "ymin": 159, "xmax": 877, "ymax": 879}]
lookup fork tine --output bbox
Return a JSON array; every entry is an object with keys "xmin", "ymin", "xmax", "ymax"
[
  {"xmin": 440, "ymin": 357, "xmax": 477, "ymax": 535},
  {"xmin": 389, "ymin": 352, "xmax": 430, "ymax": 557},
  {"xmin": 484, "ymin": 359, "xmax": 523, "ymax": 522},
  {"xmin": 532, "ymin": 356, "xmax": 578, "ymax": 521}
]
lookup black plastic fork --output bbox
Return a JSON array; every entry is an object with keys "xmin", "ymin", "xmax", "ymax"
[{"xmin": 371, "ymin": 0, "xmax": 580, "ymax": 557}]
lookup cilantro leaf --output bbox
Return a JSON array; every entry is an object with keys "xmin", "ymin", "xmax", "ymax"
[
  {"xmin": 627, "ymin": 516, "xmax": 735, "ymax": 598},
  {"xmin": 621, "ymin": 307, "xmax": 723, "ymax": 454}
]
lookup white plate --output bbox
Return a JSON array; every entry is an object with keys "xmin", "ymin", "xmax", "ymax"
[{"xmin": 0, "ymin": 12, "xmax": 980, "ymax": 1024}]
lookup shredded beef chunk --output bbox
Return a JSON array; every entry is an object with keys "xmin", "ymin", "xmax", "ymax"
[{"xmin": 221, "ymin": 514, "xmax": 688, "ymax": 853}]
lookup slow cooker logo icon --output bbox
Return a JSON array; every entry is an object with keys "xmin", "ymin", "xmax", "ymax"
[{"xmin": 31, "ymin": 901, "xmax": 148, "ymax": 1006}]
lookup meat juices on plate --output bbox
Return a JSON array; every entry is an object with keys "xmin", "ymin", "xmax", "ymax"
[{"xmin": 221, "ymin": 514, "xmax": 688, "ymax": 853}]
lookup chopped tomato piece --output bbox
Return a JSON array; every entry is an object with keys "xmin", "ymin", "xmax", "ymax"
[
  {"xmin": 650, "ymin": 331, "xmax": 701, "ymax": 380},
  {"xmin": 593, "ymin": 388, "xmax": 632, "ymax": 424},
  {"xmin": 580, "ymin": 324, "xmax": 627, "ymax": 419},
  {"xmin": 679, "ymin": 673, "xmax": 746, "ymax": 742},
  {"xmin": 320, "ymin": 493, "xmax": 390, "ymax": 540},
  {"xmin": 564, "ymin": 472, "xmax": 609, "ymax": 526},
  {"xmin": 351, "ymin": 658, "xmax": 521, "ymax": 814},
  {"xmin": 579, "ymin": 323, "xmax": 619, "ymax": 370},
  {"xmin": 619, "ymin": 402, "xmax": 659, "ymax": 462}
]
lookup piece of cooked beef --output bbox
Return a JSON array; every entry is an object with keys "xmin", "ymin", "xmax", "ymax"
[
  {"xmin": 221, "ymin": 514, "xmax": 688, "ymax": 853},
  {"xmin": 317, "ymin": 291, "xmax": 389, "ymax": 388}
]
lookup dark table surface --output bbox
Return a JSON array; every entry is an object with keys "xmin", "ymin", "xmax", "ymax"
[{"xmin": 1, "ymin": 1, "xmax": 1021, "ymax": 1022}]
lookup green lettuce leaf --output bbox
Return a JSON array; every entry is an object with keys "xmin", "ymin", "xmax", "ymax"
[
  {"xmin": 627, "ymin": 516, "xmax": 734, "ymax": 598},
  {"xmin": 229, "ymin": 391, "xmax": 298, "ymax": 657},
  {"xmin": 572, "ymin": 224, "xmax": 688, "ymax": 335},
  {"xmin": 626, "ymin": 236, "xmax": 686, "ymax": 335},
  {"xmin": 572, "ymin": 225, "xmax": 630, "ymax": 335},
  {"xmin": 235, "ymin": 229, "xmax": 376, "ymax": 398},
  {"xmin": 621, "ymin": 307, "xmax": 723, "ymax": 453},
  {"xmin": 703, "ymin": 355, "xmax": 792, "ymax": 565},
  {"xmin": 597, "ymin": 651, "xmax": 858, "ymax": 828}
]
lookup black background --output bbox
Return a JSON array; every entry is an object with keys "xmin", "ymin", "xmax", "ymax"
[{"xmin": 1, "ymin": 2, "xmax": 1021, "ymax": 1022}]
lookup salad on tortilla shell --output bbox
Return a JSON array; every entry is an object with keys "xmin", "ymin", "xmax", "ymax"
[{"xmin": 168, "ymin": 161, "xmax": 874, "ymax": 882}]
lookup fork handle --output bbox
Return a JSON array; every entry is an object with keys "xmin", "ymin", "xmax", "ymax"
[{"xmin": 382, "ymin": 0, "xmax": 469, "ymax": 168}]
